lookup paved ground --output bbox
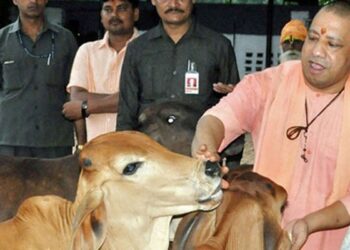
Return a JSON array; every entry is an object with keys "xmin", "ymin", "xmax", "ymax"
[{"xmin": 240, "ymin": 133, "xmax": 255, "ymax": 165}]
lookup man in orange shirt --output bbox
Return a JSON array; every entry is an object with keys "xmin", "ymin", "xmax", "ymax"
[
  {"xmin": 62, "ymin": 0, "xmax": 139, "ymax": 147},
  {"xmin": 192, "ymin": 2, "xmax": 350, "ymax": 250}
]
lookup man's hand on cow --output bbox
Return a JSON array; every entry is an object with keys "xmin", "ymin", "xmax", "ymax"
[
  {"xmin": 62, "ymin": 100, "xmax": 83, "ymax": 120},
  {"xmin": 284, "ymin": 218, "xmax": 309, "ymax": 250},
  {"xmin": 213, "ymin": 82, "xmax": 234, "ymax": 94},
  {"xmin": 194, "ymin": 144, "xmax": 229, "ymax": 189},
  {"xmin": 195, "ymin": 144, "xmax": 220, "ymax": 162}
]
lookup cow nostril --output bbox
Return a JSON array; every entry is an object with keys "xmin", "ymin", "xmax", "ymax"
[{"xmin": 205, "ymin": 161, "xmax": 220, "ymax": 178}]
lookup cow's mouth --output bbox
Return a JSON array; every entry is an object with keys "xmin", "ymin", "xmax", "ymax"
[{"xmin": 198, "ymin": 184, "xmax": 223, "ymax": 204}]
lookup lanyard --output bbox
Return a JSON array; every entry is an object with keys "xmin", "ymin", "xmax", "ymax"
[{"xmin": 16, "ymin": 30, "xmax": 55, "ymax": 66}]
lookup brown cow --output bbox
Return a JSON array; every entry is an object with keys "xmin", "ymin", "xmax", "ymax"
[
  {"xmin": 172, "ymin": 168, "xmax": 292, "ymax": 250},
  {"xmin": 0, "ymin": 101, "xmax": 242, "ymax": 223},
  {"xmin": 0, "ymin": 131, "xmax": 223, "ymax": 250},
  {"xmin": 0, "ymin": 154, "xmax": 80, "ymax": 222}
]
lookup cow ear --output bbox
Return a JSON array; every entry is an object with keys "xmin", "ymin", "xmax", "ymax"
[{"xmin": 70, "ymin": 188, "xmax": 107, "ymax": 250}]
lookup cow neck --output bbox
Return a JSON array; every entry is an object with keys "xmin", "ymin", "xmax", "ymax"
[{"xmin": 102, "ymin": 213, "xmax": 172, "ymax": 249}]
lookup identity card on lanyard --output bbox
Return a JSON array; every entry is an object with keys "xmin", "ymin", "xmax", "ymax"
[{"xmin": 185, "ymin": 60, "xmax": 199, "ymax": 95}]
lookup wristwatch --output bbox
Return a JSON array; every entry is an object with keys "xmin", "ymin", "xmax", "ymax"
[{"xmin": 81, "ymin": 100, "xmax": 89, "ymax": 118}]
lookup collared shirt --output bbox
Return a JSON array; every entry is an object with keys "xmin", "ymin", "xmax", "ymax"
[
  {"xmin": 117, "ymin": 19, "xmax": 240, "ymax": 130},
  {"xmin": 204, "ymin": 61, "xmax": 350, "ymax": 250},
  {"xmin": 67, "ymin": 29, "xmax": 138, "ymax": 141},
  {"xmin": 0, "ymin": 18, "xmax": 77, "ymax": 147}
]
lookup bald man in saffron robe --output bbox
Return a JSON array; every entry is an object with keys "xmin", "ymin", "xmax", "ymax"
[{"xmin": 192, "ymin": 2, "xmax": 350, "ymax": 250}]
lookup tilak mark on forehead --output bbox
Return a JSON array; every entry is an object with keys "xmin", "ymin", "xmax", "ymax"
[{"xmin": 321, "ymin": 27, "xmax": 327, "ymax": 35}]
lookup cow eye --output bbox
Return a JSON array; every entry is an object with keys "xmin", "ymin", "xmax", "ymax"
[
  {"xmin": 167, "ymin": 115, "xmax": 176, "ymax": 124},
  {"xmin": 123, "ymin": 162, "xmax": 142, "ymax": 175}
]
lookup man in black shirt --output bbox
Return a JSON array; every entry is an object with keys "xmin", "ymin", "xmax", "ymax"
[
  {"xmin": 117, "ymin": 0, "xmax": 243, "ymax": 165},
  {"xmin": 0, "ymin": 0, "xmax": 77, "ymax": 157}
]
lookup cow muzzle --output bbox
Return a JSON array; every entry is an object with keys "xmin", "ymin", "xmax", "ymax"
[
  {"xmin": 195, "ymin": 161, "xmax": 223, "ymax": 208},
  {"xmin": 205, "ymin": 161, "xmax": 221, "ymax": 178}
]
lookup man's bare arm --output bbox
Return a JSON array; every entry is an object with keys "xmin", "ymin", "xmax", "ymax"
[
  {"xmin": 65, "ymin": 86, "xmax": 118, "ymax": 117},
  {"xmin": 305, "ymin": 201, "xmax": 350, "ymax": 233},
  {"xmin": 74, "ymin": 119, "xmax": 87, "ymax": 146},
  {"xmin": 192, "ymin": 114, "xmax": 230, "ymax": 188},
  {"xmin": 191, "ymin": 115, "xmax": 225, "ymax": 160},
  {"xmin": 286, "ymin": 201, "xmax": 350, "ymax": 250},
  {"xmin": 62, "ymin": 86, "xmax": 118, "ymax": 145}
]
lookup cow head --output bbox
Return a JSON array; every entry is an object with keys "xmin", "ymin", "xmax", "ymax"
[
  {"xmin": 173, "ymin": 169, "xmax": 290, "ymax": 250},
  {"xmin": 226, "ymin": 170, "xmax": 288, "ymax": 221},
  {"xmin": 77, "ymin": 131, "xmax": 222, "ymax": 215},
  {"xmin": 138, "ymin": 101, "xmax": 201, "ymax": 155},
  {"xmin": 72, "ymin": 131, "xmax": 223, "ymax": 249},
  {"xmin": 225, "ymin": 170, "xmax": 290, "ymax": 250},
  {"xmin": 138, "ymin": 101, "xmax": 244, "ymax": 169}
]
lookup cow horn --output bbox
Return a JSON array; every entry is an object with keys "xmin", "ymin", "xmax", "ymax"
[{"xmin": 82, "ymin": 158, "xmax": 92, "ymax": 168}]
